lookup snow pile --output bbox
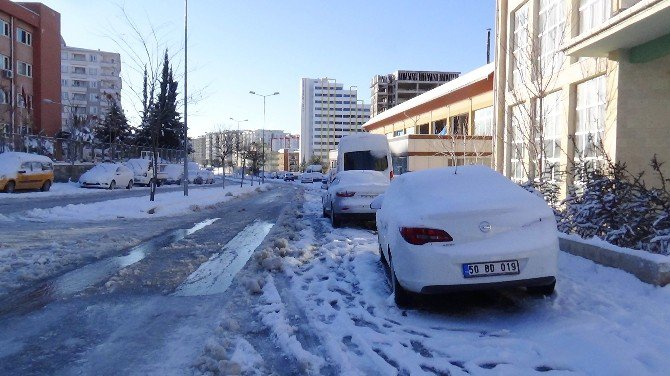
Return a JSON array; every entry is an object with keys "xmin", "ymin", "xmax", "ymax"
[
  {"xmin": 0, "ymin": 181, "xmax": 110, "ymax": 200},
  {"xmin": 22, "ymin": 185, "xmax": 265, "ymax": 221}
]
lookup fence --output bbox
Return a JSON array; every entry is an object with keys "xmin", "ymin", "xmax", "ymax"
[{"xmin": 0, "ymin": 133, "xmax": 184, "ymax": 163}]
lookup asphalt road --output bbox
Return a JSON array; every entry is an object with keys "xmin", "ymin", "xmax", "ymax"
[{"xmin": 0, "ymin": 184, "xmax": 296, "ymax": 375}]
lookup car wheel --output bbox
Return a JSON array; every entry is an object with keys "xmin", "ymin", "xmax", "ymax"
[
  {"xmin": 109, "ymin": 180, "xmax": 116, "ymax": 190},
  {"xmin": 5, "ymin": 180, "xmax": 16, "ymax": 193},
  {"xmin": 176, "ymin": 179, "xmax": 182, "ymax": 186},
  {"xmin": 389, "ymin": 254, "xmax": 413, "ymax": 308},
  {"xmin": 527, "ymin": 280, "xmax": 556, "ymax": 297},
  {"xmin": 41, "ymin": 180, "xmax": 51, "ymax": 192},
  {"xmin": 330, "ymin": 204, "xmax": 341, "ymax": 228},
  {"xmin": 156, "ymin": 180, "xmax": 162, "ymax": 187},
  {"xmin": 127, "ymin": 180, "xmax": 133, "ymax": 189}
]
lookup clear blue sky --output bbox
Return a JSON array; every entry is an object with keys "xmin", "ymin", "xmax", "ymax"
[{"xmin": 38, "ymin": 0, "xmax": 495, "ymax": 137}]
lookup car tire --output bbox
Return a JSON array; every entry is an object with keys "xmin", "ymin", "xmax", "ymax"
[
  {"xmin": 127, "ymin": 180, "xmax": 133, "ymax": 189},
  {"xmin": 41, "ymin": 180, "xmax": 51, "ymax": 192},
  {"xmin": 330, "ymin": 204, "xmax": 341, "ymax": 228},
  {"xmin": 527, "ymin": 280, "xmax": 556, "ymax": 297},
  {"xmin": 5, "ymin": 180, "xmax": 16, "ymax": 193},
  {"xmin": 176, "ymin": 179, "xmax": 182, "ymax": 186},
  {"xmin": 156, "ymin": 180, "xmax": 162, "ymax": 187},
  {"xmin": 389, "ymin": 254, "xmax": 413, "ymax": 308},
  {"xmin": 109, "ymin": 180, "xmax": 116, "ymax": 190}
]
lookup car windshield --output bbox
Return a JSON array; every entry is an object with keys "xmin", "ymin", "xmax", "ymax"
[{"xmin": 343, "ymin": 150, "xmax": 388, "ymax": 172}]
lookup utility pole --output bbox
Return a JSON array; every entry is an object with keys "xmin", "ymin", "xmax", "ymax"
[
  {"xmin": 486, "ymin": 28, "xmax": 491, "ymax": 64},
  {"xmin": 182, "ymin": 0, "xmax": 189, "ymax": 196},
  {"xmin": 249, "ymin": 90, "xmax": 279, "ymax": 184}
]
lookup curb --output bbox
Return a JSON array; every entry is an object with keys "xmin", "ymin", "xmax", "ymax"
[{"xmin": 559, "ymin": 237, "xmax": 670, "ymax": 287}]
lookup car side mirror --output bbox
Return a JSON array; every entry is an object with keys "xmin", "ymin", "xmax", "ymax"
[
  {"xmin": 17, "ymin": 170, "xmax": 26, "ymax": 174},
  {"xmin": 370, "ymin": 194, "xmax": 384, "ymax": 210}
]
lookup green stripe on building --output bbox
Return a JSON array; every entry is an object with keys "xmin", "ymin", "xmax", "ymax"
[{"xmin": 630, "ymin": 33, "xmax": 670, "ymax": 64}]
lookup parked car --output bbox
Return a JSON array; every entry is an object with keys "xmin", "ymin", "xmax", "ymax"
[
  {"xmin": 162, "ymin": 163, "xmax": 184, "ymax": 185},
  {"xmin": 187, "ymin": 162, "xmax": 204, "ymax": 184},
  {"xmin": 198, "ymin": 169, "xmax": 215, "ymax": 184},
  {"xmin": 79, "ymin": 163, "xmax": 134, "ymax": 190},
  {"xmin": 300, "ymin": 172, "xmax": 321, "ymax": 183},
  {"xmin": 373, "ymin": 165, "xmax": 559, "ymax": 307},
  {"xmin": 125, "ymin": 158, "xmax": 166, "ymax": 187},
  {"xmin": 322, "ymin": 170, "xmax": 389, "ymax": 227},
  {"xmin": 333, "ymin": 133, "xmax": 392, "ymax": 181},
  {"xmin": 0, "ymin": 152, "xmax": 54, "ymax": 193},
  {"xmin": 283, "ymin": 172, "xmax": 296, "ymax": 181}
]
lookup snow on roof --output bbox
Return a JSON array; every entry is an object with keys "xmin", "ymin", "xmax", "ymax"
[
  {"xmin": 384, "ymin": 165, "xmax": 551, "ymax": 218},
  {"xmin": 338, "ymin": 133, "xmax": 389, "ymax": 152},
  {"xmin": 363, "ymin": 63, "xmax": 494, "ymax": 129},
  {"xmin": 0, "ymin": 152, "xmax": 53, "ymax": 164}
]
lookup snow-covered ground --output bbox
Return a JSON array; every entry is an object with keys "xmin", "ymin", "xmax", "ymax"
[
  {"xmin": 0, "ymin": 182, "xmax": 108, "ymax": 200},
  {"xmin": 20, "ymin": 183, "xmax": 267, "ymax": 222},
  {"xmin": 199, "ymin": 186, "xmax": 670, "ymax": 375}
]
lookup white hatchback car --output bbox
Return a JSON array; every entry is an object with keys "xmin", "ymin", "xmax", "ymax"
[
  {"xmin": 373, "ymin": 166, "xmax": 558, "ymax": 307},
  {"xmin": 79, "ymin": 163, "xmax": 134, "ymax": 190}
]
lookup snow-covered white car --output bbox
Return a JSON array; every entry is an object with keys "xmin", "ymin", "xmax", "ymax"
[
  {"xmin": 198, "ymin": 169, "xmax": 215, "ymax": 184},
  {"xmin": 162, "ymin": 163, "xmax": 184, "ymax": 185},
  {"xmin": 373, "ymin": 166, "xmax": 558, "ymax": 307},
  {"xmin": 125, "ymin": 159, "xmax": 166, "ymax": 187},
  {"xmin": 322, "ymin": 170, "xmax": 389, "ymax": 227},
  {"xmin": 300, "ymin": 172, "xmax": 321, "ymax": 184},
  {"xmin": 79, "ymin": 163, "xmax": 134, "ymax": 190}
]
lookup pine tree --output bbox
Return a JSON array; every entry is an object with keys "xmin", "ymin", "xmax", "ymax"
[{"xmin": 95, "ymin": 100, "xmax": 130, "ymax": 144}]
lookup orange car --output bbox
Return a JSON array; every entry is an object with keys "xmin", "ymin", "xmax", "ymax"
[{"xmin": 0, "ymin": 152, "xmax": 54, "ymax": 193}]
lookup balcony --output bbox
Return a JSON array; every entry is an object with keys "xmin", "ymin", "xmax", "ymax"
[{"xmin": 564, "ymin": 0, "xmax": 670, "ymax": 59}]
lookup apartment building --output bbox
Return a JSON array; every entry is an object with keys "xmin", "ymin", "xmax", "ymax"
[
  {"xmin": 271, "ymin": 134, "xmax": 299, "ymax": 152},
  {"xmin": 60, "ymin": 42, "xmax": 122, "ymax": 130},
  {"xmin": 495, "ymin": 0, "xmax": 670, "ymax": 193},
  {"xmin": 300, "ymin": 77, "xmax": 370, "ymax": 164},
  {"xmin": 364, "ymin": 64, "xmax": 494, "ymax": 174},
  {"xmin": 370, "ymin": 70, "xmax": 460, "ymax": 117},
  {"xmin": 191, "ymin": 135, "xmax": 206, "ymax": 165},
  {"xmin": 0, "ymin": 1, "xmax": 61, "ymax": 137}
]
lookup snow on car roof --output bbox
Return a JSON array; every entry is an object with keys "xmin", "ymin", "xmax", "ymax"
[
  {"xmin": 337, "ymin": 133, "xmax": 388, "ymax": 153},
  {"xmin": 0, "ymin": 152, "xmax": 53, "ymax": 164},
  {"xmin": 384, "ymin": 165, "xmax": 552, "ymax": 217}
]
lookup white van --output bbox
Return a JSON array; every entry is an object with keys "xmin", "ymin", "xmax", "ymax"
[
  {"xmin": 334, "ymin": 133, "xmax": 392, "ymax": 180},
  {"xmin": 125, "ymin": 158, "xmax": 167, "ymax": 187}
]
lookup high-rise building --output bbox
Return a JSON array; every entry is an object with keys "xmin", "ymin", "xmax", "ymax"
[
  {"xmin": 300, "ymin": 78, "xmax": 370, "ymax": 164},
  {"xmin": 0, "ymin": 1, "xmax": 61, "ymax": 137},
  {"xmin": 370, "ymin": 70, "xmax": 460, "ymax": 117},
  {"xmin": 60, "ymin": 42, "xmax": 122, "ymax": 131},
  {"xmin": 271, "ymin": 134, "xmax": 299, "ymax": 151}
]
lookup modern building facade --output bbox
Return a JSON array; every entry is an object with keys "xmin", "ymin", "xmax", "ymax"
[
  {"xmin": 300, "ymin": 77, "xmax": 370, "ymax": 164},
  {"xmin": 364, "ymin": 64, "xmax": 494, "ymax": 174},
  {"xmin": 0, "ymin": 1, "xmax": 61, "ymax": 137},
  {"xmin": 370, "ymin": 70, "xmax": 460, "ymax": 117},
  {"xmin": 271, "ymin": 133, "xmax": 299, "ymax": 152},
  {"xmin": 60, "ymin": 42, "xmax": 122, "ymax": 130},
  {"xmin": 275, "ymin": 148, "xmax": 299, "ymax": 172},
  {"xmin": 494, "ymin": 0, "xmax": 670, "ymax": 194},
  {"xmin": 191, "ymin": 135, "xmax": 206, "ymax": 165}
]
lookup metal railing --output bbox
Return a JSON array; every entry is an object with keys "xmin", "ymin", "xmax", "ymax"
[{"xmin": 0, "ymin": 133, "xmax": 184, "ymax": 163}]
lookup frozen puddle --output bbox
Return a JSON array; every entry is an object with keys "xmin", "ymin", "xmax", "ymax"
[
  {"xmin": 52, "ymin": 218, "xmax": 220, "ymax": 297},
  {"xmin": 173, "ymin": 220, "xmax": 274, "ymax": 296}
]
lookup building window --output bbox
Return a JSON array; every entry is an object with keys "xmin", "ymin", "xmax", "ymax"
[
  {"xmin": 60, "ymin": 51, "xmax": 68, "ymax": 60},
  {"xmin": 0, "ymin": 19, "xmax": 9, "ymax": 37},
  {"xmin": 17, "ymin": 61, "xmax": 32, "ymax": 77},
  {"xmin": 72, "ymin": 80, "xmax": 87, "ymax": 88},
  {"xmin": 16, "ymin": 93, "xmax": 25, "ymax": 108},
  {"xmin": 89, "ymin": 106, "xmax": 98, "ymax": 115},
  {"xmin": 511, "ymin": 3, "xmax": 529, "ymax": 89},
  {"xmin": 89, "ymin": 55, "xmax": 97, "ymax": 62},
  {"xmin": 73, "ymin": 93, "xmax": 86, "ymax": 101},
  {"xmin": 62, "ymin": 92, "xmax": 69, "ymax": 101},
  {"xmin": 579, "ymin": 0, "xmax": 611, "ymax": 34},
  {"xmin": 0, "ymin": 89, "xmax": 8, "ymax": 104},
  {"xmin": 61, "ymin": 79, "xmax": 68, "ymax": 86},
  {"xmin": 61, "ymin": 64, "xmax": 68, "ymax": 73},
  {"xmin": 474, "ymin": 106, "xmax": 493, "ymax": 136},
  {"xmin": 73, "ymin": 66, "xmax": 86, "ymax": 74},
  {"xmin": 90, "ymin": 93, "xmax": 99, "ymax": 101},
  {"xmin": 72, "ymin": 53, "xmax": 86, "ymax": 61},
  {"xmin": 89, "ymin": 68, "xmax": 98, "ymax": 75},
  {"xmin": 575, "ymin": 75, "xmax": 606, "ymax": 165},
  {"xmin": 16, "ymin": 28, "xmax": 31, "ymax": 46},
  {"xmin": 538, "ymin": 0, "xmax": 566, "ymax": 74},
  {"xmin": 0, "ymin": 54, "xmax": 9, "ymax": 70},
  {"xmin": 536, "ymin": 91, "xmax": 562, "ymax": 181},
  {"xmin": 510, "ymin": 104, "xmax": 528, "ymax": 182}
]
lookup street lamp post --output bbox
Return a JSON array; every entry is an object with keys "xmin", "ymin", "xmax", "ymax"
[
  {"xmin": 182, "ymin": 0, "xmax": 189, "ymax": 196},
  {"xmin": 249, "ymin": 90, "xmax": 279, "ymax": 184}
]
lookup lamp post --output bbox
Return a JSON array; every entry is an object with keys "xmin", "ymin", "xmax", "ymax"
[
  {"xmin": 229, "ymin": 117, "xmax": 247, "ymax": 173},
  {"xmin": 249, "ymin": 90, "xmax": 279, "ymax": 184},
  {"xmin": 182, "ymin": 0, "xmax": 189, "ymax": 196}
]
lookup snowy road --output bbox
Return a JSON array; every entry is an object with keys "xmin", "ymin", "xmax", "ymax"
[{"xmin": 0, "ymin": 184, "xmax": 295, "ymax": 375}]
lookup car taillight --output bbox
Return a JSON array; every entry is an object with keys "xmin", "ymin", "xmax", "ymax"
[
  {"xmin": 399, "ymin": 227, "xmax": 453, "ymax": 245},
  {"xmin": 390, "ymin": 170, "xmax": 394, "ymax": 180},
  {"xmin": 336, "ymin": 191, "xmax": 355, "ymax": 197}
]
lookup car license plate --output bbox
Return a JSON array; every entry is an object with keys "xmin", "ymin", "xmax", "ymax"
[{"xmin": 462, "ymin": 260, "xmax": 520, "ymax": 278}]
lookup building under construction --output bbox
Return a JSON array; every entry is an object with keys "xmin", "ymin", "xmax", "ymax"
[{"xmin": 370, "ymin": 70, "xmax": 460, "ymax": 117}]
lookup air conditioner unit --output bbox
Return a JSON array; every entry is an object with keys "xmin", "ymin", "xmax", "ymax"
[{"xmin": 2, "ymin": 69, "xmax": 13, "ymax": 79}]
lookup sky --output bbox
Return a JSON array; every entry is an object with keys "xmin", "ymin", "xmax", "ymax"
[{"xmin": 38, "ymin": 0, "xmax": 495, "ymax": 137}]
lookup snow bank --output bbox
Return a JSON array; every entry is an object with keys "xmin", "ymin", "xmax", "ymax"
[
  {"xmin": 0, "ymin": 181, "xmax": 106, "ymax": 200},
  {"xmin": 22, "ymin": 184, "xmax": 265, "ymax": 222}
]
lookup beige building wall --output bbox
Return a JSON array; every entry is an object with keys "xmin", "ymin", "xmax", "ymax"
[{"xmin": 495, "ymin": 0, "xmax": 670, "ymax": 194}]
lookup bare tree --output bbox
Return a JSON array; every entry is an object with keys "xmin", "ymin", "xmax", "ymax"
[{"xmin": 213, "ymin": 127, "xmax": 237, "ymax": 188}]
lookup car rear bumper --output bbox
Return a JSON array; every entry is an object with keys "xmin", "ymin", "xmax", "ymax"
[
  {"xmin": 420, "ymin": 276, "xmax": 556, "ymax": 294},
  {"xmin": 393, "ymin": 231, "xmax": 559, "ymax": 293}
]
